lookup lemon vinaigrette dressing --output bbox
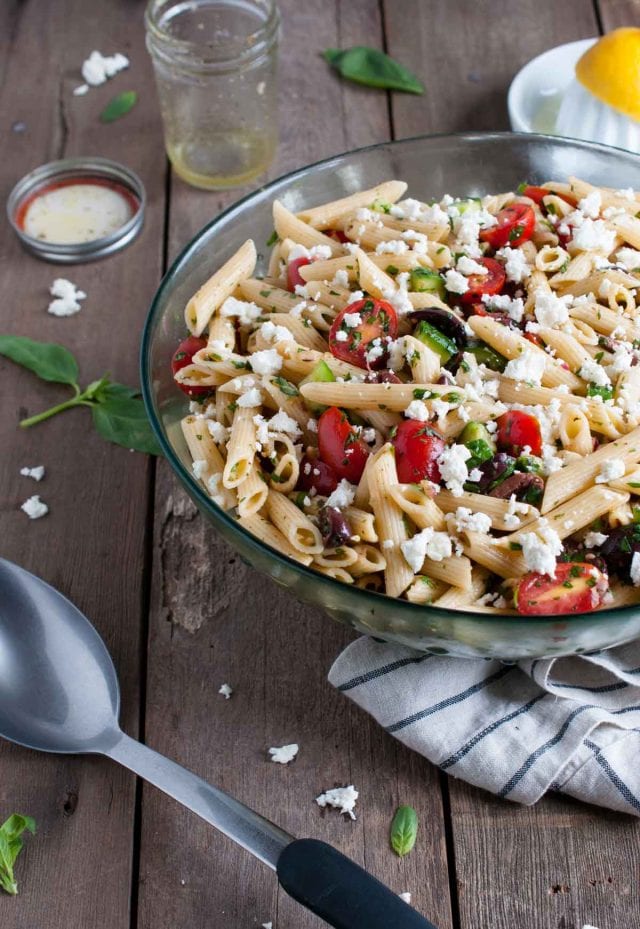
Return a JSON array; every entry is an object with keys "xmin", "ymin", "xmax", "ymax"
[
  {"xmin": 22, "ymin": 182, "xmax": 135, "ymax": 243},
  {"xmin": 145, "ymin": 0, "xmax": 280, "ymax": 190}
]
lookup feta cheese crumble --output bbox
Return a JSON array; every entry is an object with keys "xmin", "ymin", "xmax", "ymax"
[
  {"xmin": 444, "ymin": 269, "xmax": 469, "ymax": 294},
  {"xmin": 20, "ymin": 465, "xmax": 45, "ymax": 481},
  {"xmin": 595, "ymin": 459, "xmax": 625, "ymax": 483},
  {"xmin": 81, "ymin": 50, "xmax": 129, "ymax": 86},
  {"xmin": 268, "ymin": 410, "xmax": 301, "ymax": 437},
  {"xmin": 447, "ymin": 507, "xmax": 492, "ymax": 535},
  {"xmin": 325, "ymin": 479, "xmax": 356, "ymax": 509},
  {"xmin": 192, "ymin": 459, "xmax": 207, "ymax": 480},
  {"xmin": 457, "ymin": 255, "xmax": 488, "ymax": 276},
  {"xmin": 503, "ymin": 350, "xmax": 546, "ymax": 386},
  {"xmin": 316, "ymin": 785, "xmax": 359, "ymax": 820},
  {"xmin": 268, "ymin": 743, "xmax": 299, "ymax": 764},
  {"xmin": 496, "ymin": 246, "xmax": 531, "ymax": 283},
  {"xmin": 220, "ymin": 296, "xmax": 262, "ymax": 325},
  {"xmin": 237, "ymin": 388, "xmax": 262, "ymax": 408},
  {"xmin": 218, "ymin": 683, "xmax": 233, "ymax": 699},
  {"xmin": 578, "ymin": 190, "xmax": 602, "ymax": 219},
  {"xmin": 21, "ymin": 495, "xmax": 49, "ymax": 519},
  {"xmin": 48, "ymin": 278, "xmax": 87, "ymax": 316},
  {"xmin": 207, "ymin": 420, "xmax": 229, "ymax": 444},
  {"xmin": 584, "ymin": 531, "xmax": 608, "ymax": 549},
  {"xmin": 399, "ymin": 893, "xmax": 412, "ymax": 905},
  {"xmin": 248, "ymin": 349, "xmax": 282, "ymax": 376},
  {"xmin": 437, "ymin": 444, "xmax": 472, "ymax": 496},
  {"xmin": 401, "ymin": 527, "xmax": 453, "ymax": 572},
  {"xmin": 571, "ymin": 218, "xmax": 616, "ymax": 254},
  {"xmin": 520, "ymin": 523, "xmax": 563, "ymax": 577},
  {"xmin": 404, "ymin": 399, "xmax": 430, "ymax": 421},
  {"xmin": 631, "ymin": 552, "xmax": 640, "ymax": 587},
  {"xmin": 534, "ymin": 290, "xmax": 570, "ymax": 328}
]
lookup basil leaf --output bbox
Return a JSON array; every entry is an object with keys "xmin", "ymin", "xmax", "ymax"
[
  {"xmin": 92, "ymin": 393, "xmax": 161, "ymax": 455},
  {"xmin": 323, "ymin": 47, "xmax": 424, "ymax": 95},
  {"xmin": 390, "ymin": 805, "xmax": 418, "ymax": 857},
  {"xmin": 100, "ymin": 90, "xmax": 138, "ymax": 123},
  {"xmin": 0, "ymin": 813, "xmax": 36, "ymax": 895},
  {"xmin": 0, "ymin": 335, "xmax": 79, "ymax": 386}
]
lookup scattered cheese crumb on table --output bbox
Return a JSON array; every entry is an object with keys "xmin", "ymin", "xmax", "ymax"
[
  {"xmin": 21, "ymin": 495, "xmax": 49, "ymax": 519},
  {"xmin": 20, "ymin": 465, "xmax": 45, "ymax": 481},
  {"xmin": 268, "ymin": 743, "xmax": 299, "ymax": 765},
  {"xmin": 218, "ymin": 683, "xmax": 233, "ymax": 699},
  {"xmin": 316, "ymin": 785, "xmax": 359, "ymax": 820},
  {"xmin": 48, "ymin": 278, "xmax": 87, "ymax": 317}
]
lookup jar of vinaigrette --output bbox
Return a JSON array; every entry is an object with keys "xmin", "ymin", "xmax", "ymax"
[{"xmin": 145, "ymin": 0, "xmax": 280, "ymax": 190}]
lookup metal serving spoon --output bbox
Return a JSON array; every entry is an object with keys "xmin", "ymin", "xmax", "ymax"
[{"xmin": 0, "ymin": 558, "xmax": 436, "ymax": 929}]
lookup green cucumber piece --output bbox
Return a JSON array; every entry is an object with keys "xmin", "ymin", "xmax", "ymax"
[
  {"xmin": 466, "ymin": 339, "xmax": 507, "ymax": 372},
  {"xmin": 299, "ymin": 359, "xmax": 336, "ymax": 414},
  {"xmin": 408, "ymin": 268, "xmax": 445, "ymax": 299},
  {"xmin": 414, "ymin": 320, "xmax": 457, "ymax": 363}
]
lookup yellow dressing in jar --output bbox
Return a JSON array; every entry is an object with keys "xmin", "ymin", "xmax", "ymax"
[{"xmin": 22, "ymin": 181, "xmax": 135, "ymax": 244}]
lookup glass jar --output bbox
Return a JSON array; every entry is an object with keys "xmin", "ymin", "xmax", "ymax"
[{"xmin": 145, "ymin": 0, "xmax": 280, "ymax": 190}]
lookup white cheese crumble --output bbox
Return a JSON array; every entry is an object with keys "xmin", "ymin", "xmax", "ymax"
[
  {"xmin": 447, "ymin": 507, "xmax": 492, "ymax": 535},
  {"xmin": 382, "ymin": 539, "xmax": 394, "ymax": 550},
  {"xmin": 220, "ymin": 296, "xmax": 262, "ymax": 325},
  {"xmin": 21, "ymin": 495, "xmax": 49, "ymax": 519},
  {"xmin": 268, "ymin": 410, "xmax": 301, "ymax": 437},
  {"xmin": 584, "ymin": 531, "xmax": 609, "ymax": 548},
  {"xmin": 331, "ymin": 268, "xmax": 350, "ymax": 288},
  {"xmin": 20, "ymin": 465, "xmax": 45, "ymax": 481},
  {"xmin": 218, "ymin": 683, "xmax": 233, "ymax": 699},
  {"xmin": 316, "ymin": 785, "xmax": 359, "ymax": 820},
  {"xmin": 207, "ymin": 420, "xmax": 229, "ymax": 444},
  {"xmin": 481, "ymin": 292, "xmax": 524, "ymax": 323},
  {"xmin": 192, "ymin": 459, "xmax": 207, "ymax": 480},
  {"xmin": 237, "ymin": 387, "xmax": 262, "ymax": 408},
  {"xmin": 375, "ymin": 239, "xmax": 409, "ymax": 255},
  {"xmin": 595, "ymin": 459, "xmax": 625, "ymax": 483},
  {"xmin": 81, "ymin": 50, "xmax": 129, "ymax": 86},
  {"xmin": 571, "ymin": 219, "xmax": 616, "ymax": 254},
  {"xmin": 534, "ymin": 290, "xmax": 571, "ymax": 328},
  {"xmin": 444, "ymin": 269, "xmax": 469, "ymax": 294},
  {"xmin": 260, "ymin": 320, "xmax": 292, "ymax": 343},
  {"xmin": 578, "ymin": 190, "xmax": 602, "ymax": 219},
  {"xmin": 288, "ymin": 243, "xmax": 332, "ymax": 262},
  {"xmin": 268, "ymin": 743, "xmax": 299, "ymax": 764},
  {"xmin": 399, "ymin": 892, "xmax": 412, "ymax": 905},
  {"xmin": 401, "ymin": 528, "xmax": 453, "ymax": 571},
  {"xmin": 503, "ymin": 350, "xmax": 546, "ymax": 386},
  {"xmin": 335, "ymin": 330, "xmax": 349, "ymax": 342},
  {"xmin": 437, "ymin": 444, "xmax": 471, "ymax": 496},
  {"xmin": 347, "ymin": 289, "xmax": 364, "ymax": 304},
  {"xmin": 615, "ymin": 247, "xmax": 640, "ymax": 271},
  {"xmin": 520, "ymin": 522, "xmax": 563, "ymax": 578},
  {"xmin": 496, "ymin": 246, "xmax": 531, "ymax": 283},
  {"xmin": 325, "ymin": 479, "xmax": 356, "ymax": 509},
  {"xmin": 249, "ymin": 349, "xmax": 282, "ymax": 376},
  {"xmin": 404, "ymin": 399, "xmax": 430, "ymax": 421},
  {"xmin": 342, "ymin": 312, "xmax": 362, "ymax": 328},
  {"xmin": 631, "ymin": 552, "xmax": 640, "ymax": 587},
  {"xmin": 73, "ymin": 83, "xmax": 89, "ymax": 96},
  {"xmin": 457, "ymin": 255, "xmax": 488, "ymax": 276},
  {"xmin": 579, "ymin": 357, "xmax": 611, "ymax": 388},
  {"xmin": 48, "ymin": 278, "xmax": 87, "ymax": 316},
  {"xmin": 262, "ymin": 923, "xmax": 273, "ymax": 929}
]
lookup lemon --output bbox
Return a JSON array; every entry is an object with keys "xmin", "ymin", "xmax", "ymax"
[{"xmin": 576, "ymin": 28, "xmax": 640, "ymax": 122}]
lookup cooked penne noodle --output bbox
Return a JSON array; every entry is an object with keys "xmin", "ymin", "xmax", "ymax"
[{"xmin": 185, "ymin": 239, "xmax": 256, "ymax": 336}]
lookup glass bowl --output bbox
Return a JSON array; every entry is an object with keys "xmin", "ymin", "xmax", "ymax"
[{"xmin": 141, "ymin": 131, "xmax": 640, "ymax": 659}]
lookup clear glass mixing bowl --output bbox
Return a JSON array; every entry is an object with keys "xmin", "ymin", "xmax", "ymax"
[{"xmin": 141, "ymin": 131, "xmax": 640, "ymax": 659}]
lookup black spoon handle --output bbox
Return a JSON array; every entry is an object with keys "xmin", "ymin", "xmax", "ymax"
[{"xmin": 277, "ymin": 838, "xmax": 438, "ymax": 929}]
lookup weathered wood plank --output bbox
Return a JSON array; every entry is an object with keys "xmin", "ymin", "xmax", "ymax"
[
  {"xmin": 385, "ymin": 3, "xmax": 640, "ymax": 928},
  {"xmin": 137, "ymin": 2, "xmax": 451, "ymax": 928},
  {"xmin": 0, "ymin": 1, "xmax": 164, "ymax": 926}
]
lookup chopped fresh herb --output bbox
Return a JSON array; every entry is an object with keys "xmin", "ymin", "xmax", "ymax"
[
  {"xmin": 508, "ymin": 223, "xmax": 525, "ymax": 242},
  {"xmin": 371, "ymin": 199, "xmax": 392, "ymax": 213},
  {"xmin": 413, "ymin": 388, "xmax": 433, "ymax": 400},
  {"xmin": 272, "ymin": 376, "xmax": 299, "ymax": 396},
  {"xmin": 231, "ymin": 360, "xmax": 250, "ymax": 370},
  {"xmin": 266, "ymin": 230, "xmax": 279, "ymax": 247},
  {"xmin": 385, "ymin": 264, "xmax": 399, "ymax": 276},
  {"xmin": 587, "ymin": 383, "xmax": 614, "ymax": 402},
  {"xmin": 509, "ymin": 542, "xmax": 523, "ymax": 552},
  {"xmin": 260, "ymin": 289, "xmax": 272, "ymax": 297}
]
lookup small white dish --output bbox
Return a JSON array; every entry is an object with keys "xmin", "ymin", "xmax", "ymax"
[{"xmin": 508, "ymin": 38, "xmax": 596, "ymax": 134}]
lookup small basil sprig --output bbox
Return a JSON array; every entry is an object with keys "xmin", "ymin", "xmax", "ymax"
[
  {"xmin": 0, "ymin": 335, "xmax": 161, "ymax": 455},
  {"xmin": 390, "ymin": 805, "xmax": 419, "ymax": 857},
  {"xmin": 0, "ymin": 814, "xmax": 36, "ymax": 896},
  {"xmin": 100, "ymin": 90, "xmax": 138, "ymax": 123},
  {"xmin": 323, "ymin": 47, "xmax": 424, "ymax": 95}
]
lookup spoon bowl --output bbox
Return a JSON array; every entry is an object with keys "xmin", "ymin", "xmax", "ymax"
[{"xmin": 0, "ymin": 558, "xmax": 121, "ymax": 753}]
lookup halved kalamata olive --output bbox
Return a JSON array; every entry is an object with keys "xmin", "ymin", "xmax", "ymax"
[
  {"xmin": 488, "ymin": 471, "xmax": 544, "ymax": 503},
  {"xmin": 318, "ymin": 506, "xmax": 353, "ymax": 547},
  {"xmin": 467, "ymin": 452, "xmax": 515, "ymax": 493},
  {"xmin": 407, "ymin": 308, "xmax": 468, "ymax": 349},
  {"xmin": 598, "ymin": 525, "xmax": 640, "ymax": 581},
  {"xmin": 364, "ymin": 369, "xmax": 402, "ymax": 384}
]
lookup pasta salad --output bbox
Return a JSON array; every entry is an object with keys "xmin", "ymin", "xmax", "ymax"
[{"xmin": 171, "ymin": 177, "xmax": 640, "ymax": 616}]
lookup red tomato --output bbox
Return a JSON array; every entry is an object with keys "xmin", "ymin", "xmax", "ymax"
[
  {"xmin": 480, "ymin": 203, "xmax": 535, "ymax": 249},
  {"xmin": 171, "ymin": 336, "xmax": 209, "ymax": 398},
  {"xmin": 287, "ymin": 256, "xmax": 311, "ymax": 291},
  {"xmin": 496, "ymin": 410, "xmax": 542, "ymax": 457},
  {"xmin": 298, "ymin": 455, "xmax": 339, "ymax": 495},
  {"xmin": 392, "ymin": 420, "xmax": 445, "ymax": 484},
  {"xmin": 317, "ymin": 407, "xmax": 370, "ymax": 483},
  {"xmin": 329, "ymin": 298, "xmax": 398, "ymax": 370},
  {"xmin": 519, "ymin": 185, "xmax": 549, "ymax": 205},
  {"xmin": 524, "ymin": 331, "xmax": 544, "ymax": 348},
  {"xmin": 326, "ymin": 229, "xmax": 349, "ymax": 243},
  {"xmin": 459, "ymin": 258, "xmax": 506, "ymax": 305},
  {"xmin": 514, "ymin": 562, "xmax": 609, "ymax": 615}
]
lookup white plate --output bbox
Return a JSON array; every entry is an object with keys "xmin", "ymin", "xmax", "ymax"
[{"xmin": 508, "ymin": 38, "xmax": 596, "ymax": 134}]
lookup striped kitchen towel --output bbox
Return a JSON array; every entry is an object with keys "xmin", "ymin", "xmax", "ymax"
[{"xmin": 328, "ymin": 638, "xmax": 640, "ymax": 815}]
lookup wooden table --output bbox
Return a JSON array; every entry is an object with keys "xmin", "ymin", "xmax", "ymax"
[{"xmin": 1, "ymin": 2, "xmax": 639, "ymax": 927}]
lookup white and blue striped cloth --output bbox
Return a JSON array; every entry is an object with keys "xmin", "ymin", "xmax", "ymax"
[{"xmin": 329, "ymin": 639, "xmax": 640, "ymax": 815}]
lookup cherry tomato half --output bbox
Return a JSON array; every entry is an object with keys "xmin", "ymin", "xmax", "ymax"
[
  {"xmin": 496, "ymin": 410, "xmax": 543, "ymax": 457},
  {"xmin": 459, "ymin": 258, "xmax": 506, "ymax": 305},
  {"xmin": 317, "ymin": 407, "xmax": 370, "ymax": 483},
  {"xmin": 329, "ymin": 297, "xmax": 398, "ymax": 370},
  {"xmin": 480, "ymin": 203, "xmax": 535, "ymax": 250},
  {"xmin": 326, "ymin": 229, "xmax": 349, "ymax": 243},
  {"xmin": 287, "ymin": 256, "xmax": 311, "ymax": 292},
  {"xmin": 171, "ymin": 335, "xmax": 209, "ymax": 398},
  {"xmin": 392, "ymin": 420, "xmax": 445, "ymax": 484},
  {"xmin": 519, "ymin": 185, "xmax": 549, "ymax": 206},
  {"xmin": 298, "ymin": 454, "xmax": 339, "ymax": 495},
  {"xmin": 514, "ymin": 562, "xmax": 609, "ymax": 615}
]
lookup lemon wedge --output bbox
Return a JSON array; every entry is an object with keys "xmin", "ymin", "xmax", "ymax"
[{"xmin": 576, "ymin": 27, "xmax": 640, "ymax": 122}]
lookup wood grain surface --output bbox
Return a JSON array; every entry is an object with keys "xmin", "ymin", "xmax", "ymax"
[{"xmin": 1, "ymin": 2, "xmax": 639, "ymax": 928}]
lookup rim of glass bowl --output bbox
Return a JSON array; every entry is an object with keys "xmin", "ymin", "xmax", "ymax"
[{"xmin": 141, "ymin": 129, "xmax": 640, "ymax": 628}]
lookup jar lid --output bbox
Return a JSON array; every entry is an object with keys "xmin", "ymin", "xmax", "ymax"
[{"xmin": 7, "ymin": 156, "xmax": 146, "ymax": 263}]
